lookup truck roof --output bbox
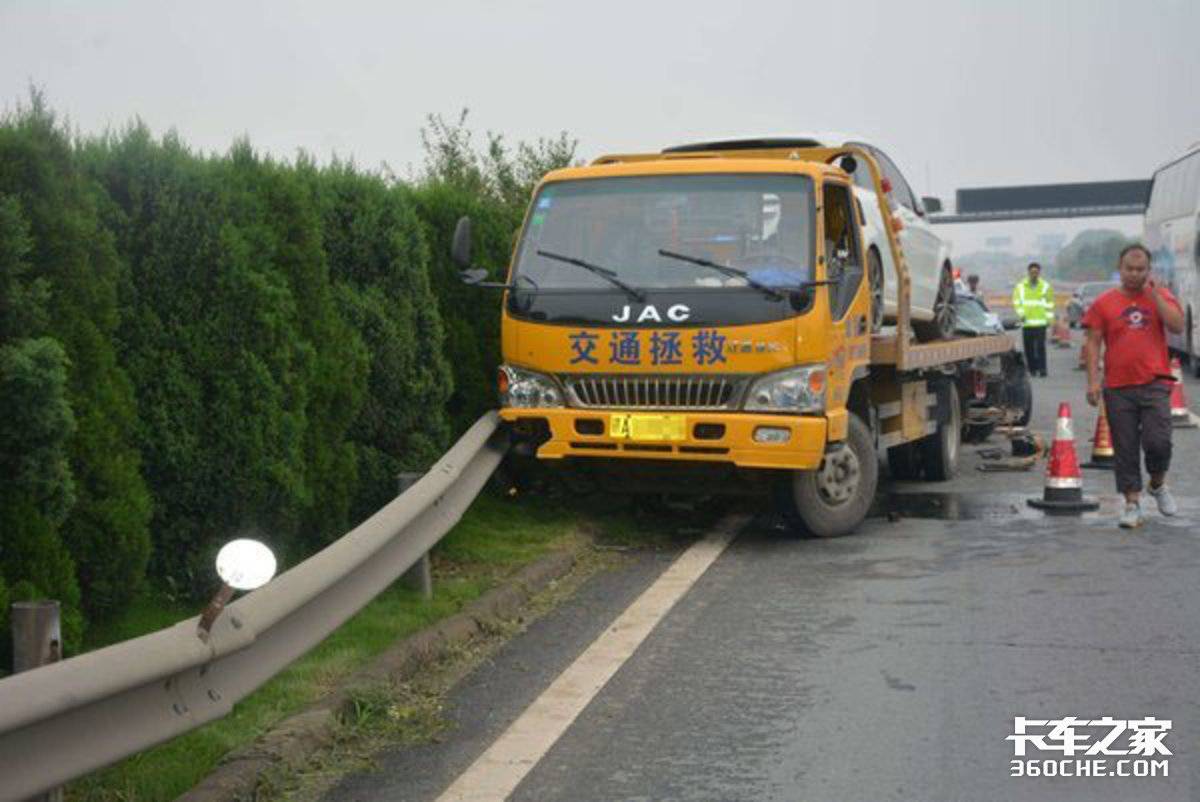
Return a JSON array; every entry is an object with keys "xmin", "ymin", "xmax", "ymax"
[
  {"xmin": 558, "ymin": 153, "xmax": 846, "ymax": 181},
  {"xmin": 663, "ymin": 137, "xmax": 826, "ymax": 153},
  {"xmin": 663, "ymin": 133, "xmax": 869, "ymax": 153}
]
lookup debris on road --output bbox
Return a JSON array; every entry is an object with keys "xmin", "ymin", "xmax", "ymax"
[
  {"xmin": 1010, "ymin": 433, "xmax": 1045, "ymax": 457},
  {"xmin": 978, "ymin": 455, "xmax": 1037, "ymax": 472}
]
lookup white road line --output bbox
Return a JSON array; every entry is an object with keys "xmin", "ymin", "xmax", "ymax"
[{"xmin": 435, "ymin": 515, "xmax": 745, "ymax": 802}]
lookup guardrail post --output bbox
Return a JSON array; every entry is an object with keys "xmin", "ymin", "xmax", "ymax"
[
  {"xmin": 12, "ymin": 600, "xmax": 64, "ymax": 802},
  {"xmin": 397, "ymin": 471, "xmax": 433, "ymax": 600}
]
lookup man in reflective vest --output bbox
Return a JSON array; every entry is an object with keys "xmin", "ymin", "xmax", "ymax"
[{"xmin": 1012, "ymin": 262, "xmax": 1055, "ymax": 376}]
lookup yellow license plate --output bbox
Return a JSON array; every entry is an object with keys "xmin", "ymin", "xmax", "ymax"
[{"xmin": 610, "ymin": 414, "xmax": 687, "ymax": 442}]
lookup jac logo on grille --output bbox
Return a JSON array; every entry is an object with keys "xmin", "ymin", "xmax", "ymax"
[{"xmin": 611, "ymin": 304, "xmax": 691, "ymax": 323}]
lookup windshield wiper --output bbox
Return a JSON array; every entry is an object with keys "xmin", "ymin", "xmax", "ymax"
[
  {"xmin": 536, "ymin": 249, "xmax": 646, "ymax": 303},
  {"xmin": 657, "ymin": 249, "xmax": 786, "ymax": 300},
  {"xmin": 658, "ymin": 249, "xmax": 843, "ymax": 297}
]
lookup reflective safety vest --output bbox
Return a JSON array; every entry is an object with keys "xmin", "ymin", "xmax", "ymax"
[{"xmin": 1012, "ymin": 277, "xmax": 1055, "ymax": 327}]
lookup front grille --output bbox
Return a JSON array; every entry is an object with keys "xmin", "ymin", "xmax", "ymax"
[{"xmin": 562, "ymin": 374, "xmax": 745, "ymax": 410}]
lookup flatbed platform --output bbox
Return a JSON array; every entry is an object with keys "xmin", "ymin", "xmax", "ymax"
[{"xmin": 870, "ymin": 332, "xmax": 1014, "ymax": 371}]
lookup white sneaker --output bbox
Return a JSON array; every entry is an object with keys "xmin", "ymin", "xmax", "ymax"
[
  {"xmin": 1118, "ymin": 502, "xmax": 1145, "ymax": 529},
  {"xmin": 1148, "ymin": 484, "xmax": 1178, "ymax": 517}
]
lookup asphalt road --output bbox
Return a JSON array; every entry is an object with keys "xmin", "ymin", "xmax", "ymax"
[{"xmin": 322, "ymin": 342, "xmax": 1200, "ymax": 802}]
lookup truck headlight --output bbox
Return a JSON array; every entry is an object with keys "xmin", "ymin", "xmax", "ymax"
[
  {"xmin": 499, "ymin": 365, "xmax": 564, "ymax": 409},
  {"xmin": 743, "ymin": 365, "xmax": 826, "ymax": 413}
]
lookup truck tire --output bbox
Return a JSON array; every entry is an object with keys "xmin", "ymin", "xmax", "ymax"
[
  {"xmin": 886, "ymin": 441, "xmax": 922, "ymax": 480},
  {"xmin": 919, "ymin": 383, "xmax": 961, "ymax": 481},
  {"xmin": 779, "ymin": 414, "xmax": 878, "ymax": 538}
]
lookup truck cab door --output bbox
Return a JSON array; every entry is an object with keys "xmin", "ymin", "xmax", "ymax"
[{"xmin": 822, "ymin": 180, "xmax": 872, "ymax": 437}]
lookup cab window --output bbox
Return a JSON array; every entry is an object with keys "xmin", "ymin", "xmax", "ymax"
[
  {"xmin": 513, "ymin": 174, "xmax": 816, "ymax": 290},
  {"xmin": 823, "ymin": 182, "xmax": 863, "ymax": 320}
]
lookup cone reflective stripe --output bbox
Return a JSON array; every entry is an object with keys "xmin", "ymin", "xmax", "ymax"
[
  {"xmin": 1045, "ymin": 476, "xmax": 1083, "ymax": 489},
  {"xmin": 1169, "ymin": 358, "xmax": 1197, "ymax": 428},
  {"xmin": 1028, "ymin": 401, "xmax": 1099, "ymax": 512},
  {"xmin": 1082, "ymin": 400, "xmax": 1115, "ymax": 470}
]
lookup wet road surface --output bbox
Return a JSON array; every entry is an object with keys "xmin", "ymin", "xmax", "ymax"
[{"xmin": 321, "ymin": 344, "xmax": 1200, "ymax": 802}]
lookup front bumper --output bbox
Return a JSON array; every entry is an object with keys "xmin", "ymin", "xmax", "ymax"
[{"xmin": 499, "ymin": 408, "xmax": 829, "ymax": 470}]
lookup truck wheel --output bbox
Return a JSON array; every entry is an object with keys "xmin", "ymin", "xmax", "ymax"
[
  {"xmin": 780, "ymin": 414, "xmax": 878, "ymax": 538},
  {"xmin": 886, "ymin": 441, "xmax": 922, "ymax": 480},
  {"xmin": 913, "ymin": 263, "xmax": 958, "ymax": 341},
  {"xmin": 919, "ymin": 383, "xmax": 961, "ymax": 481},
  {"xmin": 868, "ymin": 248, "xmax": 884, "ymax": 333}
]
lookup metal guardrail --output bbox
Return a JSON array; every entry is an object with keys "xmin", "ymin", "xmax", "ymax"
[{"xmin": 0, "ymin": 413, "xmax": 507, "ymax": 802}]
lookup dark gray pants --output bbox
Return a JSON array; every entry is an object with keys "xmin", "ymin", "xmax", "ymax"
[
  {"xmin": 1023, "ymin": 327, "xmax": 1048, "ymax": 375},
  {"xmin": 1103, "ymin": 383, "xmax": 1172, "ymax": 494}
]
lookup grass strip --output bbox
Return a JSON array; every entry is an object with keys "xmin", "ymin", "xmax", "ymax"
[{"xmin": 67, "ymin": 490, "xmax": 588, "ymax": 802}]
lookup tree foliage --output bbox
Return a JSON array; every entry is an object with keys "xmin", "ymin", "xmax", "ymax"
[
  {"xmin": 418, "ymin": 108, "xmax": 579, "ymax": 217},
  {"xmin": 413, "ymin": 110, "xmax": 578, "ymax": 429},
  {"xmin": 1053, "ymin": 229, "xmax": 1132, "ymax": 282}
]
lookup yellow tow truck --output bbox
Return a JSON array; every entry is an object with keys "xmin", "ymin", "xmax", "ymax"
[{"xmin": 452, "ymin": 141, "xmax": 1013, "ymax": 536}]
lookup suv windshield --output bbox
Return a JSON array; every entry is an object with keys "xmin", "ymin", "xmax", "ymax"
[
  {"xmin": 513, "ymin": 174, "xmax": 815, "ymax": 291},
  {"xmin": 955, "ymin": 296, "xmax": 999, "ymax": 335}
]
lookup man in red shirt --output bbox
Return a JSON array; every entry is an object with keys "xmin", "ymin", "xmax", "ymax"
[{"xmin": 1083, "ymin": 244, "xmax": 1185, "ymax": 528}]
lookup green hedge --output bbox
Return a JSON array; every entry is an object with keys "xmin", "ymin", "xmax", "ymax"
[
  {"xmin": 307, "ymin": 162, "xmax": 451, "ymax": 526},
  {"xmin": 0, "ymin": 97, "xmax": 574, "ymax": 657},
  {"xmin": 0, "ymin": 99, "xmax": 147, "ymax": 653}
]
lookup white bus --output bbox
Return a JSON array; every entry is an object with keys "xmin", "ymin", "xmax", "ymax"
[{"xmin": 1145, "ymin": 142, "xmax": 1200, "ymax": 374}]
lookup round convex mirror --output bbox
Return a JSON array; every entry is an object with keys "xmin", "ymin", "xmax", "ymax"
[{"xmin": 215, "ymin": 539, "xmax": 277, "ymax": 591}]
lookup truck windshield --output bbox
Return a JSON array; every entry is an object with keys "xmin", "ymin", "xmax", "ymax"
[{"xmin": 513, "ymin": 174, "xmax": 815, "ymax": 291}]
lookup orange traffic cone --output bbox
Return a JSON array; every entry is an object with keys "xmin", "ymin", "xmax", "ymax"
[
  {"xmin": 1081, "ymin": 400, "xmax": 1115, "ymax": 470},
  {"xmin": 1052, "ymin": 319, "xmax": 1072, "ymax": 348},
  {"xmin": 1028, "ymin": 402, "xmax": 1100, "ymax": 512},
  {"xmin": 1169, "ymin": 358, "xmax": 1197, "ymax": 429}
]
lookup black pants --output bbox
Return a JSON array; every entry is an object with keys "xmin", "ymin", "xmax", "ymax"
[
  {"xmin": 1022, "ymin": 327, "xmax": 1048, "ymax": 375},
  {"xmin": 1103, "ymin": 383, "xmax": 1172, "ymax": 494}
]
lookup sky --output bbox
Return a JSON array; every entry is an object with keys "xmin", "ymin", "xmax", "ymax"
[{"xmin": 2, "ymin": 0, "xmax": 1197, "ymax": 256}]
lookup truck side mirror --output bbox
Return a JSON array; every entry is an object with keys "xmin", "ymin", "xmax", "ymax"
[
  {"xmin": 922, "ymin": 196, "xmax": 943, "ymax": 214},
  {"xmin": 790, "ymin": 285, "xmax": 817, "ymax": 312},
  {"xmin": 452, "ymin": 216, "xmax": 472, "ymax": 268},
  {"xmin": 460, "ymin": 268, "xmax": 489, "ymax": 286}
]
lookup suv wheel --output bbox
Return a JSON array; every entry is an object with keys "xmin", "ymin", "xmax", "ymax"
[{"xmin": 913, "ymin": 263, "xmax": 958, "ymax": 341}]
